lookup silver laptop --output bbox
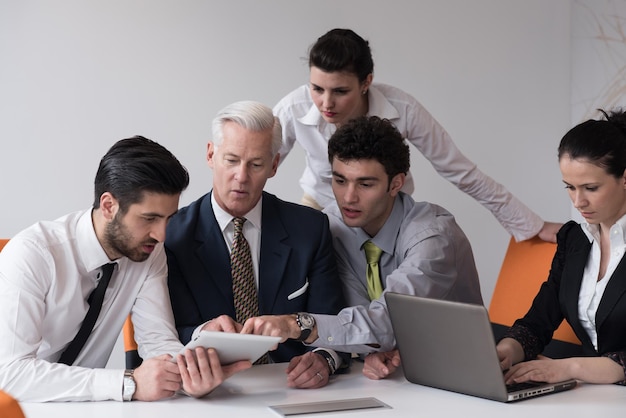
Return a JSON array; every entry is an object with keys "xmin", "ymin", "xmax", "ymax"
[{"xmin": 385, "ymin": 292, "xmax": 577, "ymax": 402}]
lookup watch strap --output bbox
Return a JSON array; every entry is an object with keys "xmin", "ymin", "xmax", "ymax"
[
  {"xmin": 313, "ymin": 348, "xmax": 338, "ymax": 375},
  {"xmin": 295, "ymin": 312, "xmax": 314, "ymax": 342}
]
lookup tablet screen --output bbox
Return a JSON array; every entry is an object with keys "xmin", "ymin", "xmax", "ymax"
[{"xmin": 179, "ymin": 331, "xmax": 281, "ymax": 364}]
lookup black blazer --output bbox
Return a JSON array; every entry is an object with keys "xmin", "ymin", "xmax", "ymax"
[
  {"xmin": 514, "ymin": 221, "xmax": 626, "ymax": 358},
  {"xmin": 165, "ymin": 191, "xmax": 346, "ymax": 363}
]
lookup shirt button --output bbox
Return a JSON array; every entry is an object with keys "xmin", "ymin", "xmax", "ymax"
[{"xmin": 327, "ymin": 336, "xmax": 334, "ymax": 342}]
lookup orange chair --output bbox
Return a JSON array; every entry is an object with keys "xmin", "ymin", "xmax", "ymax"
[
  {"xmin": 489, "ymin": 237, "xmax": 581, "ymax": 358},
  {"xmin": 123, "ymin": 316, "xmax": 143, "ymax": 369},
  {"xmin": 0, "ymin": 390, "xmax": 26, "ymax": 418},
  {"xmin": 0, "ymin": 242, "xmax": 26, "ymax": 417}
]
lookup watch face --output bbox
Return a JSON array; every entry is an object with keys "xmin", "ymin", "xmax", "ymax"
[
  {"xmin": 123, "ymin": 374, "xmax": 136, "ymax": 401},
  {"xmin": 298, "ymin": 313, "xmax": 315, "ymax": 328}
]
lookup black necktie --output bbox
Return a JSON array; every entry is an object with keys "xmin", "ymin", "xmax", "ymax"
[{"xmin": 58, "ymin": 263, "xmax": 115, "ymax": 365}]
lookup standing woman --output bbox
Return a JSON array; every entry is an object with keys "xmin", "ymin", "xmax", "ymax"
[
  {"xmin": 274, "ymin": 28, "xmax": 560, "ymax": 242},
  {"xmin": 496, "ymin": 109, "xmax": 626, "ymax": 385}
]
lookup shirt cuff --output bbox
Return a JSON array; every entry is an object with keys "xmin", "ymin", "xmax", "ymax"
[
  {"xmin": 92, "ymin": 369, "xmax": 126, "ymax": 401},
  {"xmin": 190, "ymin": 322, "xmax": 208, "ymax": 341},
  {"xmin": 312, "ymin": 348, "xmax": 342, "ymax": 373}
]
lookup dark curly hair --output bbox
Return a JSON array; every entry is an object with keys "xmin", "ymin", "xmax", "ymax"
[
  {"xmin": 558, "ymin": 108, "xmax": 626, "ymax": 178},
  {"xmin": 328, "ymin": 116, "xmax": 410, "ymax": 186}
]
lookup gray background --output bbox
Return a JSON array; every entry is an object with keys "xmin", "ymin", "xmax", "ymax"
[{"xmin": 0, "ymin": 0, "xmax": 573, "ymax": 367}]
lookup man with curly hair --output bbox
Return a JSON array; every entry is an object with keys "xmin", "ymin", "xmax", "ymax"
[{"xmin": 243, "ymin": 116, "xmax": 482, "ymax": 380}]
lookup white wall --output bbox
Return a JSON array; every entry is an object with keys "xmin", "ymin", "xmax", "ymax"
[{"xmin": 0, "ymin": 1, "xmax": 573, "ymax": 368}]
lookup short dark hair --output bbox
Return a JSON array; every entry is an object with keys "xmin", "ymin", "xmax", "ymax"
[
  {"xmin": 93, "ymin": 135, "xmax": 189, "ymax": 212},
  {"xmin": 558, "ymin": 108, "xmax": 626, "ymax": 178},
  {"xmin": 328, "ymin": 116, "xmax": 410, "ymax": 182},
  {"xmin": 309, "ymin": 28, "xmax": 374, "ymax": 83}
]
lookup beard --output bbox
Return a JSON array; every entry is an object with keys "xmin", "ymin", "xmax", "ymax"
[{"xmin": 104, "ymin": 212, "xmax": 157, "ymax": 262}]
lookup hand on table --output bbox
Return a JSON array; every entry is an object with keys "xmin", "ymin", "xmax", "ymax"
[
  {"xmin": 285, "ymin": 351, "xmax": 330, "ymax": 389},
  {"xmin": 362, "ymin": 350, "xmax": 401, "ymax": 380},
  {"xmin": 132, "ymin": 354, "xmax": 182, "ymax": 401}
]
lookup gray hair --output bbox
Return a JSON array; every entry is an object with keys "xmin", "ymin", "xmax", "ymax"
[{"xmin": 211, "ymin": 101, "xmax": 282, "ymax": 156}]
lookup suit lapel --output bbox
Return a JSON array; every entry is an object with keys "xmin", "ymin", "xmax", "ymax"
[
  {"xmin": 258, "ymin": 193, "xmax": 290, "ymax": 313},
  {"xmin": 596, "ymin": 258, "xmax": 626, "ymax": 328},
  {"xmin": 194, "ymin": 194, "xmax": 234, "ymax": 313},
  {"xmin": 561, "ymin": 228, "xmax": 591, "ymax": 341}
]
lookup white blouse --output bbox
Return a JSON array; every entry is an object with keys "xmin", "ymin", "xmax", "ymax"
[{"xmin": 579, "ymin": 215, "xmax": 626, "ymax": 349}]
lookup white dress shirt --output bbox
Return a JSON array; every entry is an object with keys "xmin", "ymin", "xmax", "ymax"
[
  {"xmin": 211, "ymin": 193, "xmax": 263, "ymax": 287},
  {"xmin": 274, "ymin": 83, "xmax": 544, "ymax": 242},
  {"xmin": 579, "ymin": 215, "xmax": 626, "ymax": 350},
  {"xmin": 0, "ymin": 209, "xmax": 184, "ymax": 402}
]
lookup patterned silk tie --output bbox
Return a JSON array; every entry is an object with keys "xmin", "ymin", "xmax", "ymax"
[
  {"xmin": 231, "ymin": 217, "xmax": 259, "ymax": 323},
  {"xmin": 230, "ymin": 217, "xmax": 268, "ymax": 364},
  {"xmin": 363, "ymin": 241, "xmax": 384, "ymax": 301}
]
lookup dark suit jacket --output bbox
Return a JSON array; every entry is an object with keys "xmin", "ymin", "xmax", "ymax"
[
  {"xmin": 511, "ymin": 221, "xmax": 626, "ymax": 360},
  {"xmin": 165, "ymin": 191, "xmax": 347, "ymax": 363}
]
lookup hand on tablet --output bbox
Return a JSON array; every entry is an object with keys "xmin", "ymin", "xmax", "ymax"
[
  {"xmin": 241, "ymin": 314, "xmax": 303, "ymax": 342},
  {"xmin": 201, "ymin": 314, "xmax": 243, "ymax": 333},
  {"xmin": 286, "ymin": 351, "xmax": 330, "ymax": 389},
  {"xmin": 176, "ymin": 347, "xmax": 251, "ymax": 398}
]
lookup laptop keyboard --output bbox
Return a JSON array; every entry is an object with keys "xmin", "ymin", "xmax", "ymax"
[{"xmin": 506, "ymin": 381, "xmax": 542, "ymax": 392}]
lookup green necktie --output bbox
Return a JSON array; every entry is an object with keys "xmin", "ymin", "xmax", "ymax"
[{"xmin": 363, "ymin": 241, "xmax": 384, "ymax": 301}]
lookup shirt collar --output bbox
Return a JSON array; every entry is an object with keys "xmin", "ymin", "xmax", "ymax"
[
  {"xmin": 356, "ymin": 194, "xmax": 404, "ymax": 255},
  {"xmin": 298, "ymin": 84, "xmax": 400, "ymax": 127},
  {"xmin": 581, "ymin": 213, "xmax": 626, "ymax": 244},
  {"xmin": 367, "ymin": 85, "xmax": 400, "ymax": 120},
  {"xmin": 211, "ymin": 191, "xmax": 263, "ymax": 232},
  {"xmin": 299, "ymin": 99, "xmax": 323, "ymax": 126},
  {"xmin": 76, "ymin": 209, "xmax": 115, "ymax": 272}
]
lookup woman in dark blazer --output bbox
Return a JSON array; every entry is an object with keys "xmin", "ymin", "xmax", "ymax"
[{"xmin": 497, "ymin": 109, "xmax": 626, "ymax": 385}]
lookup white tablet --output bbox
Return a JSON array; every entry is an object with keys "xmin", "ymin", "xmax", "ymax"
[{"xmin": 179, "ymin": 331, "xmax": 281, "ymax": 365}]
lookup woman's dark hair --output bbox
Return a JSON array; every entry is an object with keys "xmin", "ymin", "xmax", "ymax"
[
  {"xmin": 93, "ymin": 135, "xmax": 189, "ymax": 213},
  {"xmin": 309, "ymin": 28, "xmax": 374, "ymax": 82},
  {"xmin": 328, "ymin": 116, "xmax": 409, "ymax": 184},
  {"xmin": 558, "ymin": 109, "xmax": 626, "ymax": 178}
]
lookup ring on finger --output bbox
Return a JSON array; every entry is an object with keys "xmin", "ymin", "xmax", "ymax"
[{"xmin": 316, "ymin": 372, "xmax": 323, "ymax": 382}]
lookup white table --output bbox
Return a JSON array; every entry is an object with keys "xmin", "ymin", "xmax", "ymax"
[{"xmin": 21, "ymin": 362, "xmax": 626, "ymax": 417}]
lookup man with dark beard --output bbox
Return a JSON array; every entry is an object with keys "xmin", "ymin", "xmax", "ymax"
[{"xmin": 0, "ymin": 136, "xmax": 250, "ymax": 402}]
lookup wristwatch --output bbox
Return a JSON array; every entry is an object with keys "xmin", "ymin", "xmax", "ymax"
[
  {"xmin": 122, "ymin": 369, "xmax": 136, "ymax": 401},
  {"xmin": 295, "ymin": 312, "xmax": 315, "ymax": 341},
  {"xmin": 314, "ymin": 349, "xmax": 338, "ymax": 375}
]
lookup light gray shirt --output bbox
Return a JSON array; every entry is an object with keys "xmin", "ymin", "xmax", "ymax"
[{"xmin": 313, "ymin": 192, "xmax": 483, "ymax": 353}]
